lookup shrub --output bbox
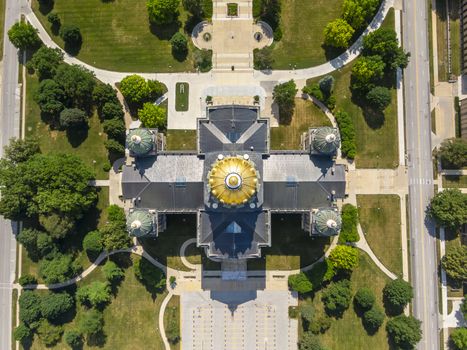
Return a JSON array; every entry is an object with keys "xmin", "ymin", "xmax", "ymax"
[
  {"xmin": 107, "ymin": 205, "xmax": 126, "ymax": 223},
  {"xmin": 100, "ymin": 221, "xmax": 132, "ymax": 251},
  {"xmin": 19, "ymin": 274, "xmax": 38, "ymax": 286},
  {"xmin": 303, "ymin": 83, "xmax": 324, "ymax": 101},
  {"xmin": 170, "ymin": 32, "xmax": 188, "ymax": 58},
  {"xmin": 64, "ymin": 329, "xmax": 83, "ymax": 349},
  {"xmin": 309, "ymin": 315, "xmax": 332, "ymax": 334},
  {"xmin": 13, "ymin": 324, "xmax": 31, "ymax": 342},
  {"xmin": 37, "ymin": 319, "xmax": 63, "ymax": 346},
  {"xmin": 363, "ymin": 306, "xmax": 385, "ymax": 332},
  {"xmin": 82, "ymin": 230, "xmax": 103, "ymax": 259},
  {"xmin": 288, "ymin": 272, "xmax": 313, "ymax": 294},
  {"xmin": 383, "ymin": 279, "xmax": 413, "ymax": 314},
  {"xmin": 101, "ymin": 102, "xmax": 124, "ymax": 120},
  {"xmin": 194, "ymin": 48, "xmax": 212, "ymax": 72},
  {"xmin": 19, "ymin": 291, "xmax": 42, "ymax": 326},
  {"xmin": 299, "ymin": 331, "xmax": 327, "ymax": 350},
  {"xmin": 338, "ymin": 204, "xmax": 359, "ymax": 243},
  {"xmin": 253, "ymin": 46, "xmax": 274, "ymax": 70},
  {"xmin": 328, "ymin": 245, "xmax": 359, "ymax": 271},
  {"xmin": 102, "ymin": 260, "xmax": 125, "ymax": 283},
  {"xmin": 60, "ymin": 25, "xmax": 82, "ymax": 46},
  {"xmin": 138, "ymin": 103, "xmax": 167, "ymax": 129},
  {"xmin": 300, "ymin": 303, "xmax": 314, "ymax": 330},
  {"xmin": 321, "ymin": 279, "xmax": 352, "ymax": 317},
  {"xmin": 47, "ymin": 13, "xmax": 61, "ymax": 28},
  {"xmin": 105, "ymin": 139, "xmax": 125, "ymax": 155},
  {"xmin": 59, "ymin": 108, "xmax": 88, "ymax": 128},
  {"xmin": 78, "ymin": 309, "xmax": 104, "ymax": 338},
  {"xmin": 40, "ymin": 291, "xmax": 74, "ymax": 320},
  {"xmin": 366, "ymin": 86, "xmax": 392, "ymax": 111},
  {"xmin": 76, "ymin": 281, "xmax": 112, "ymax": 307},
  {"xmin": 93, "ymin": 83, "xmax": 119, "ymax": 109},
  {"xmin": 103, "ymin": 118, "xmax": 126, "ymax": 142},
  {"xmin": 335, "ymin": 110, "xmax": 356, "ymax": 159},
  {"xmin": 103, "ymin": 162, "xmax": 112, "ymax": 172},
  {"xmin": 386, "ymin": 315, "xmax": 422, "ymax": 349},
  {"xmin": 147, "ymin": 0, "xmax": 180, "ymax": 25},
  {"xmin": 354, "ymin": 287, "xmax": 375, "ymax": 310},
  {"xmin": 461, "ymin": 296, "xmax": 467, "ymax": 320},
  {"xmin": 450, "ymin": 327, "xmax": 467, "ymax": 350}
]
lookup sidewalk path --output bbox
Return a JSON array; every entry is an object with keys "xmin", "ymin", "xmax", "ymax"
[
  {"xmin": 180, "ymin": 238, "xmax": 199, "ymax": 271},
  {"xmin": 158, "ymin": 291, "xmax": 173, "ymax": 350}
]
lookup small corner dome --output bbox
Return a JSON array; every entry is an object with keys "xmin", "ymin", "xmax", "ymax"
[
  {"xmin": 313, "ymin": 127, "xmax": 340, "ymax": 155},
  {"xmin": 314, "ymin": 209, "xmax": 342, "ymax": 236},
  {"xmin": 127, "ymin": 129, "xmax": 154, "ymax": 156},
  {"xmin": 126, "ymin": 210, "xmax": 154, "ymax": 237}
]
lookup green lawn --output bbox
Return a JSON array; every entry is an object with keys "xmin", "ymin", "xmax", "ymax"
[
  {"xmin": 25, "ymin": 72, "xmax": 110, "ymax": 179},
  {"xmin": 26, "ymin": 254, "xmax": 167, "ymax": 350},
  {"xmin": 436, "ymin": 0, "xmax": 461, "ymax": 80},
  {"xmin": 164, "ymin": 295, "xmax": 181, "ymax": 350},
  {"xmin": 301, "ymin": 253, "xmax": 392, "ymax": 349},
  {"xmin": 450, "ymin": 0, "xmax": 461, "ymax": 77},
  {"xmin": 357, "ymin": 194, "xmax": 403, "ymax": 277},
  {"xmin": 0, "ymin": 0, "xmax": 5, "ymax": 58},
  {"xmin": 166, "ymin": 129, "xmax": 197, "ymax": 150},
  {"xmin": 270, "ymin": 0, "xmax": 344, "ymax": 69},
  {"xmin": 248, "ymin": 215, "xmax": 330, "ymax": 270},
  {"xmin": 442, "ymin": 175, "xmax": 467, "ymax": 188},
  {"xmin": 175, "ymin": 82, "xmax": 189, "ymax": 112},
  {"xmin": 270, "ymin": 98, "xmax": 332, "ymax": 150},
  {"xmin": 32, "ymin": 0, "xmax": 195, "ymax": 72}
]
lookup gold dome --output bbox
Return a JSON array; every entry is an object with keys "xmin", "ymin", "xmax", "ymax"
[{"xmin": 207, "ymin": 155, "xmax": 259, "ymax": 206}]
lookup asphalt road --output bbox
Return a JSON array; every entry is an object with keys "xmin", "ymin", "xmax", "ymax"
[
  {"xmin": 0, "ymin": 0, "xmax": 22, "ymax": 348},
  {"xmin": 402, "ymin": 0, "xmax": 439, "ymax": 349}
]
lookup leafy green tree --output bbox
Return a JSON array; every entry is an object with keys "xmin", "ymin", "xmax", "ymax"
[
  {"xmin": 300, "ymin": 303, "xmax": 314, "ymax": 330},
  {"xmin": 438, "ymin": 138, "xmax": 467, "ymax": 169},
  {"xmin": 363, "ymin": 28, "xmax": 410, "ymax": 70},
  {"xmin": 39, "ymin": 254, "xmax": 76, "ymax": 284},
  {"xmin": 54, "ymin": 64, "xmax": 96, "ymax": 110},
  {"xmin": 366, "ymin": 86, "xmax": 391, "ymax": 111},
  {"xmin": 17, "ymin": 228, "xmax": 42, "ymax": 260},
  {"xmin": 76, "ymin": 281, "xmax": 112, "ymax": 307},
  {"xmin": 36, "ymin": 232, "xmax": 57, "ymax": 257},
  {"xmin": 100, "ymin": 221, "xmax": 132, "ymax": 251},
  {"xmin": 170, "ymin": 32, "xmax": 188, "ymax": 58},
  {"xmin": 105, "ymin": 139, "xmax": 125, "ymax": 156},
  {"xmin": 258, "ymin": 0, "xmax": 281, "ymax": 36},
  {"xmin": 103, "ymin": 118, "xmax": 126, "ymax": 142},
  {"xmin": 328, "ymin": 245, "xmax": 359, "ymax": 271},
  {"xmin": 83, "ymin": 230, "xmax": 103, "ymax": 258},
  {"xmin": 19, "ymin": 274, "xmax": 38, "ymax": 286},
  {"xmin": 363, "ymin": 306, "xmax": 385, "ymax": 331},
  {"xmin": 0, "ymin": 153, "xmax": 96, "ymax": 220},
  {"xmin": 40, "ymin": 291, "xmax": 74, "ymax": 320},
  {"xmin": 338, "ymin": 204, "xmax": 359, "ymax": 243},
  {"xmin": 102, "ymin": 260, "xmax": 125, "ymax": 283},
  {"xmin": 354, "ymin": 287, "xmax": 375, "ymax": 310},
  {"xmin": 321, "ymin": 279, "xmax": 352, "ymax": 316},
  {"xmin": 8, "ymin": 22, "xmax": 40, "ymax": 50},
  {"xmin": 28, "ymin": 47, "xmax": 64, "ymax": 80},
  {"xmin": 288, "ymin": 272, "xmax": 313, "ymax": 294},
  {"xmin": 182, "ymin": 0, "xmax": 204, "ymax": 17},
  {"xmin": 342, "ymin": 0, "xmax": 380, "ymax": 30},
  {"xmin": 64, "ymin": 329, "xmax": 83, "ymax": 349},
  {"xmin": 120, "ymin": 75, "xmax": 166, "ymax": 105},
  {"xmin": 428, "ymin": 189, "xmax": 467, "ymax": 230},
  {"xmin": 386, "ymin": 315, "xmax": 422, "ymax": 349},
  {"xmin": 299, "ymin": 331, "xmax": 328, "ymax": 350},
  {"xmin": 194, "ymin": 48, "xmax": 212, "ymax": 72},
  {"xmin": 37, "ymin": 319, "xmax": 63, "ymax": 346},
  {"xmin": 254, "ymin": 46, "xmax": 274, "ymax": 70},
  {"xmin": 101, "ymin": 102, "xmax": 124, "ymax": 120},
  {"xmin": 19, "ymin": 291, "xmax": 42, "ymax": 326},
  {"xmin": 309, "ymin": 315, "xmax": 332, "ymax": 334},
  {"xmin": 147, "ymin": 0, "xmax": 180, "ymax": 25},
  {"xmin": 92, "ymin": 83, "xmax": 119, "ymax": 109},
  {"xmin": 3, "ymin": 137, "xmax": 40, "ymax": 164},
  {"xmin": 13, "ymin": 324, "xmax": 32, "ymax": 342},
  {"xmin": 273, "ymin": 80, "xmax": 298, "ymax": 121},
  {"xmin": 59, "ymin": 108, "xmax": 88, "ymax": 128},
  {"xmin": 441, "ymin": 246, "xmax": 467, "ymax": 282},
  {"xmin": 450, "ymin": 327, "xmax": 467, "ymax": 350},
  {"xmin": 39, "ymin": 213, "xmax": 75, "ymax": 239},
  {"xmin": 60, "ymin": 25, "xmax": 82, "ymax": 46},
  {"xmin": 107, "ymin": 205, "xmax": 126, "ymax": 223},
  {"xmin": 134, "ymin": 257, "xmax": 166, "ymax": 291},
  {"xmin": 78, "ymin": 309, "xmax": 104, "ymax": 338},
  {"xmin": 383, "ymin": 279, "xmax": 413, "ymax": 314},
  {"xmin": 351, "ymin": 55, "xmax": 385, "ymax": 89},
  {"xmin": 323, "ymin": 19, "xmax": 354, "ymax": 48},
  {"xmin": 138, "ymin": 103, "xmax": 167, "ymax": 129},
  {"xmin": 34, "ymin": 79, "xmax": 65, "ymax": 116}
]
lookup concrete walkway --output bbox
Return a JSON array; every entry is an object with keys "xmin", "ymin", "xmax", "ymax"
[
  {"xmin": 180, "ymin": 238, "xmax": 198, "ymax": 270},
  {"xmin": 158, "ymin": 291, "xmax": 173, "ymax": 350}
]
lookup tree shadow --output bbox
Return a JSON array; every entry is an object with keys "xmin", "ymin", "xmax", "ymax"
[
  {"xmin": 38, "ymin": 0, "xmax": 54, "ymax": 15},
  {"xmin": 64, "ymin": 39, "xmax": 82, "ymax": 57},
  {"xmin": 110, "ymin": 253, "xmax": 133, "ymax": 269},
  {"xmin": 172, "ymin": 48, "xmax": 188, "ymax": 62},
  {"xmin": 51, "ymin": 22, "xmax": 61, "ymax": 36},
  {"xmin": 361, "ymin": 106, "xmax": 385, "ymax": 129},
  {"xmin": 87, "ymin": 331, "xmax": 107, "ymax": 347},
  {"xmin": 66, "ymin": 124, "xmax": 89, "ymax": 148},
  {"xmin": 184, "ymin": 15, "xmax": 202, "ymax": 34},
  {"xmin": 149, "ymin": 21, "xmax": 181, "ymax": 40},
  {"xmin": 382, "ymin": 296, "xmax": 404, "ymax": 317},
  {"xmin": 352, "ymin": 299, "xmax": 366, "ymax": 318},
  {"xmin": 322, "ymin": 44, "xmax": 345, "ymax": 62}
]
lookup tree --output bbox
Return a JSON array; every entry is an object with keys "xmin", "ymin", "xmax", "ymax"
[
  {"xmin": 54, "ymin": 64, "xmax": 96, "ymax": 110},
  {"xmin": 383, "ymin": 279, "xmax": 413, "ymax": 313},
  {"xmin": 64, "ymin": 330, "xmax": 83, "ymax": 349},
  {"xmin": 354, "ymin": 287, "xmax": 375, "ymax": 310},
  {"xmin": 83, "ymin": 230, "xmax": 103, "ymax": 258},
  {"xmin": 28, "ymin": 47, "xmax": 64, "ymax": 80},
  {"xmin": 0, "ymin": 153, "xmax": 96, "ymax": 221},
  {"xmin": 3, "ymin": 137, "xmax": 40, "ymax": 164},
  {"xmin": 299, "ymin": 331, "xmax": 328, "ymax": 350},
  {"xmin": 253, "ymin": 46, "xmax": 274, "ymax": 70},
  {"xmin": 92, "ymin": 83, "xmax": 119, "ymax": 109},
  {"xmin": 273, "ymin": 80, "xmax": 298, "ymax": 121},
  {"xmin": 103, "ymin": 118, "xmax": 126, "ymax": 142},
  {"xmin": 300, "ymin": 304, "xmax": 314, "ymax": 330},
  {"xmin": 17, "ymin": 228, "xmax": 42, "ymax": 260},
  {"xmin": 328, "ymin": 245, "xmax": 359, "ymax": 271},
  {"xmin": 288, "ymin": 272, "xmax": 313, "ymax": 294},
  {"xmin": 19, "ymin": 274, "xmax": 38, "ymax": 286},
  {"xmin": 450, "ymin": 328, "xmax": 467, "ymax": 350},
  {"xmin": 386, "ymin": 315, "xmax": 422, "ymax": 349},
  {"xmin": 342, "ymin": 0, "xmax": 380, "ymax": 30},
  {"xmin": 194, "ymin": 48, "xmax": 212, "ymax": 72},
  {"xmin": 36, "ymin": 232, "xmax": 57, "ymax": 257},
  {"xmin": 441, "ymin": 246, "xmax": 467, "ymax": 282},
  {"xmin": 309, "ymin": 315, "xmax": 332, "ymax": 334},
  {"xmin": 47, "ymin": 13, "xmax": 61, "ymax": 29},
  {"xmin": 60, "ymin": 25, "xmax": 82, "ymax": 47},
  {"xmin": 138, "ymin": 103, "xmax": 167, "ymax": 128},
  {"xmin": 39, "ymin": 254, "xmax": 76, "ymax": 284},
  {"xmin": 338, "ymin": 204, "xmax": 359, "ymax": 243},
  {"xmin": 107, "ymin": 205, "xmax": 126, "ymax": 223},
  {"xmin": 13, "ymin": 324, "xmax": 32, "ymax": 342},
  {"xmin": 8, "ymin": 22, "xmax": 40, "ymax": 50},
  {"xmin": 78, "ymin": 309, "xmax": 104, "ymax": 338},
  {"xmin": 182, "ymin": 0, "xmax": 203, "ymax": 17},
  {"xmin": 19, "ymin": 291, "xmax": 42, "ymax": 326},
  {"xmin": 105, "ymin": 139, "xmax": 125, "ymax": 155},
  {"xmin": 102, "ymin": 260, "xmax": 125, "ymax": 283},
  {"xmin": 321, "ymin": 279, "xmax": 352, "ymax": 316},
  {"xmin": 351, "ymin": 55, "xmax": 385, "ymax": 89},
  {"xmin": 119, "ymin": 75, "xmax": 165, "ymax": 106},
  {"xmin": 40, "ymin": 291, "xmax": 74, "ymax": 320},
  {"xmin": 362, "ymin": 306, "xmax": 385, "ymax": 331},
  {"xmin": 76, "ymin": 281, "xmax": 112, "ymax": 307},
  {"xmin": 59, "ymin": 108, "xmax": 88, "ymax": 128},
  {"xmin": 323, "ymin": 19, "xmax": 354, "ymax": 48},
  {"xmin": 170, "ymin": 32, "xmax": 188, "ymax": 58},
  {"xmin": 438, "ymin": 138, "xmax": 467, "ymax": 169},
  {"xmin": 34, "ymin": 79, "xmax": 65, "ymax": 116},
  {"xmin": 335, "ymin": 110, "xmax": 356, "ymax": 159},
  {"xmin": 428, "ymin": 189, "xmax": 467, "ymax": 230},
  {"xmin": 101, "ymin": 102, "xmax": 124, "ymax": 120},
  {"xmin": 366, "ymin": 86, "xmax": 391, "ymax": 111},
  {"xmin": 147, "ymin": 0, "xmax": 180, "ymax": 25},
  {"xmin": 258, "ymin": 0, "xmax": 281, "ymax": 34},
  {"xmin": 37, "ymin": 319, "xmax": 63, "ymax": 346},
  {"xmin": 134, "ymin": 257, "xmax": 166, "ymax": 291},
  {"xmin": 39, "ymin": 213, "xmax": 75, "ymax": 239}
]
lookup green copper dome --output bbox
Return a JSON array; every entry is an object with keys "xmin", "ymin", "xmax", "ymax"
[
  {"xmin": 127, "ymin": 129, "xmax": 154, "ymax": 156},
  {"xmin": 314, "ymin": 209, "xmax": 341, "ymax": 236},
  {"xmin": 312, "ymin": 127, "xmax": 340, "ymax": 155},
  {"xmin": 127, "ymin": 210, "xmax": 154, "ymax": 237}
]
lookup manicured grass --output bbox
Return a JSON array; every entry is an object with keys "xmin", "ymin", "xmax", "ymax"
[
  {"xmin": 270, "ymin": 98, "xmax": 332, "ymax": 150},
  {"xmin": 227, "ymin": 3, "xmax": 238, "ymax": 17},
  {"xmin": 248, "ymin": 215, "xmax": 330, "ymax": 270},
  {"xmin": 302, "ymin": 253, "xmax": 392, "ymax": 349},
  {"xmin": 357, "ymin": 194, "xmax": 403, "ymax": 277},
  {"xmin": 26, "ymin": 254, "xmax": 167, "ymax": 350},
  {"xmin": 0, "ymin": 0, "xmax": 5, "ymax": 58},
  {"xmin": 450, "ymin": 0, "xmax": 461, "ymax": 77},
  {"xmin": 175, "ymin": 82, "xmax": 189, "ymax": 112},
  {"xmin": 164, "ymin": 295, "xmax": 181, "ymax": 350},
  {"xmin": 435, "ymin": 0, "xmax": 460, "ymax": 80},
  {"xmin": 270, "ymin": 0, "xmax": 343, "ymax": 69},
  {"xmin": 32, "ymin": 0, "xmax": 195, "ymax": 72},
  {"xmin": 166, "ymin": 129, "xmax": 197, "ymax": 150},
  {"xmin": 25, "ymin": 72, "xmax": 110, "ymax": 179},
  {"xmin": 442, "ymin": 175, "xmax": 467, "ymax": 188}
]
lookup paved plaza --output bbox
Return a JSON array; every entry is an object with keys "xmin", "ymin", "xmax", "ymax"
[{"xmin": 181, "ymin": 290, "xmax": 298, "ymax": 350}]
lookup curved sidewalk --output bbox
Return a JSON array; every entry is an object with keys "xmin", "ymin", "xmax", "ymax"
[{"xmin": 179, "ymin": 238, "xmax": 199, "ymax": 271}]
